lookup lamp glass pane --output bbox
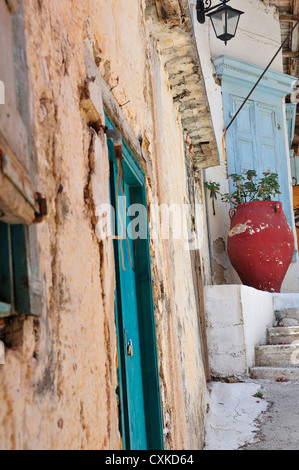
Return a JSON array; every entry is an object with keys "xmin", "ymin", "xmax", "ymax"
[
  {"xmin": 210, "ymin": 10, "xmax": 227, "ymax": 38},
  {"xmin": 227, "ymin": 10, "xmax": 240, "ymax": 36}
]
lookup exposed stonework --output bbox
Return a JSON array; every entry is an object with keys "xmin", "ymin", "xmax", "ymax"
[{"xmin": 146, "ymin": 0, "xmax": 220, "ymax": 173}]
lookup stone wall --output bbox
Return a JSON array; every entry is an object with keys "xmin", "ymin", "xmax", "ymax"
[{"xmin": 0, "ymin": 0, "xmax": 210, "ymax": 450}]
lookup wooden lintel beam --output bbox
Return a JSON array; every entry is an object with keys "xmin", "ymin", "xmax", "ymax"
[
  {"xmin": 283, "ymin": 50, "xmax": 299, "ymax": 58},
  {"xmin": 279, "ymin": 14, "xmax": 299, "ymax": 22}
]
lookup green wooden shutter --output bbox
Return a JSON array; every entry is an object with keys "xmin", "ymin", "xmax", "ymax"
[
  {"xmin": 11, "ymin": 225, "xmax": 42, "ymax": 317},
  {"xmin": 0, "ymin": 222, "xmax": 42, "ymax": 317}
]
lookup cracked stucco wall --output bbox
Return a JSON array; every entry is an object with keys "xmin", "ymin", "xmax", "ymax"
[{"xmin": 0, "ymin": 0, "xmax": 209, "ymax": 450}]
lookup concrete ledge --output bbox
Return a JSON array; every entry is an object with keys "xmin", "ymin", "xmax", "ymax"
[{"xmin": 204, "ymin": 285, "xmax": 274, "ymax": 377}]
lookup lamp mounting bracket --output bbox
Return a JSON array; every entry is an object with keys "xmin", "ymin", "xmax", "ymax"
[{"xmin": 196, "ymin": 0, "xmax": 231, "ymax": 24}]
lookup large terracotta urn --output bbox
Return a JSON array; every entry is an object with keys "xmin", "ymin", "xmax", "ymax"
[{"xmin": 227, "ymin": 201, "xmax": 294, "ymax": 293}]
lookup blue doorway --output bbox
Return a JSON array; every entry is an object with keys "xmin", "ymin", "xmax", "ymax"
[{"xmin": 106, "ymin": 115, "xmax": 164, "ymax": 450}]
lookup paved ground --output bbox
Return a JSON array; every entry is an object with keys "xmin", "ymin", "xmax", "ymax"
[
  {"xmin": 245, "ymin": 380, "xmax": 299, "ymax": 450},
  {"xmin": 204, "ymin": 379, "xmax": 299, "ymax": 451}
]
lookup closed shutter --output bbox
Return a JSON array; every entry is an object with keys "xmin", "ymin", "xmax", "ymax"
[
  {"xmin": 225, "ymin": 94, "xmax": 296, "ymax": 261},
  {"xmin": 0, "ymin": 1, "xmax": 43, "ymax": 316},
  {"xmin": 226, "ymin": 96, "xmax": 257, "ymax": 173},
  {"xmin": 0, "ymin": 0, "xmax": 42, "ymax": 225}
]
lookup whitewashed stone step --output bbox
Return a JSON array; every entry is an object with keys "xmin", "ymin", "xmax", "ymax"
[
  {"xmin": 275, "ymin": 311, "xmax": 299, "ymax": 325},
  {"xmin": 267, "ymin": 326, "xmax": 299, "ymax": 345},
  {"xmin": 273, "ymin": 293, "xmax": 299, "ymax": 323},
  {"xmin": 255, "ymin": 344, "xmax": 299, "ymax": 368},
  {"xmin": 250, "ymin": 366, "xmax": 299, "ymax": 381}
]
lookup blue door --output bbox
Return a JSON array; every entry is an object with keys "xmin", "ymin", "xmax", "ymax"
[
  {"xmin": 106, "ymin": 115, "xmax": 164, "ymax": 450},
  {"xmin": 114, "ymin": 174, "xmax": 147, "ymax": 449},
  {"xmin": 225, "ymin": 94, "xmax": 293, "ymax": 231}
]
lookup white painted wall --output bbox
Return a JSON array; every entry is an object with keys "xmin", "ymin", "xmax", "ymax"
[
  {"xmin": 282, "ymin": 261, "xmax": 299, "ymax": 292},
  {"xmin": 190, "ymin": 0, "xmax": 282, "ymax": 72},
  {"xmin": 189, "ymin": 0, "xmax": 298, "ymax": 291},
  {"xmin": 210, "ymin": 0, "xmax": 282, "ymax": 73},
  {"xmin": 204, "ymin": 285, "xmax": 274, "ymax": 377}
]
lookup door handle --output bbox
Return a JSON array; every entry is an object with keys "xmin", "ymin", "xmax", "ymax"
[{"xmin": 127, "ymin": 339, "xmax": 133, "ymax": 357}]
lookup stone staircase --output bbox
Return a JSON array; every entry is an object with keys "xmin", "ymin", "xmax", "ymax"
[{"xmin": 250, "ymin": 294, "xmax": 299, "ymax": 381}]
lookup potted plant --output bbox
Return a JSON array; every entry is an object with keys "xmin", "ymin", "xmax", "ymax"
[{"xmin": 205, "ymin": 170, "xmax": 295, "ymax": 293}]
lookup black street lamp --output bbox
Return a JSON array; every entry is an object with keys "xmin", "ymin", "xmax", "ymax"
[{"xmin": 196, "ymin": 0, "xmax": 244, "ymax": 45}]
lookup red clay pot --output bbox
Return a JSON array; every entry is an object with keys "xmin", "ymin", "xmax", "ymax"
[{"xmin": 227, "ymin": 201, "xmax": 294, "ymax": 293}]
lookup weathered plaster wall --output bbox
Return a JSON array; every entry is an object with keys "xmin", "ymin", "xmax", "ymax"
[
  {"xmin": 190, "ymin": 0, "xmax": 296, "ymax": 288},
  {"xmin": 0, "ymin": 0, "xmax": 119, "ymax": 450},
  {"xmin": 0, "ymin": 0, "xmax": 208, "ymax": 450}
]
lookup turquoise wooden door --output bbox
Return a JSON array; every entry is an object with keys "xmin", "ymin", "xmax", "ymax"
[
  {"xmin": 114, "ymin": 173, "xmax": 147, "ymax": 449},
  {"xmin": 106, "ymin": 115, "xmax": 164, "ymax": 450}
]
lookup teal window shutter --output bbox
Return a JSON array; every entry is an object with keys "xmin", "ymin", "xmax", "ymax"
[
  {"xmin": 0, "ymin": 6, "xmax": 42, "ymax": 318},
  {"xmin": 0, "ymin": 223, "xmax": 13, "ymax": 317},
  {"xmin": 0, "ymin": 222, "xmax": 42, "ymax": 317}
]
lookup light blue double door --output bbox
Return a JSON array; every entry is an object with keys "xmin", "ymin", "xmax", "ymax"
[
  {"xmin": 224, "ymin": 94, "xmax": 293, "ymax": 230},
  {"xmin": 214, "ymin": 56, "xmax": 296, "ymax": 241}
]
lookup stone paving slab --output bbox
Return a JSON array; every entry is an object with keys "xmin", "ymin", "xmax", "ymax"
[
  {"xmin": 204, "ymin": 379, "xmax": 299, "ymax": 450},
  {"xmin": 245, "ymin": 380, "xmax": 299, "ymax": 450},
  {"xmin": 204, "ymin": 382, "xmax": 268, "ymax": 450}
]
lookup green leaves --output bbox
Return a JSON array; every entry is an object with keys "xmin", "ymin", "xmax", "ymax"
[
  {"xmin": 204, "ymin": 181, "xmax": 220, "ymax": 194},
  {"xmin": 204, "ymin": 170, "xmax": 281, "ymax": 206}
]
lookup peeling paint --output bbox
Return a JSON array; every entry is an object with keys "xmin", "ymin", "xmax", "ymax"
[
  {"xmin": 228, "ymin": 220, "xmax": 253, "ymax": 238},
  {"xmin": 229, "ymin": 222, "xmax": 269, "ymax": 238}
]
